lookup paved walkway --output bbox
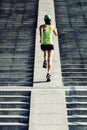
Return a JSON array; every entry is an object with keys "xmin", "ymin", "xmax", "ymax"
[
  {"xmin": 29, "ymin": 90, "xmax": 68, "ymax": 130},
  {"xmin": 29, "ymin": 1, "xmax": 68, "ymax": 130},
  {"xmin": 33, "ymin": 0, "xmax": 63, "ymax": 88}
]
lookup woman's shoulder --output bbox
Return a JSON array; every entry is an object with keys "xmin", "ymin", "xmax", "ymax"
[
  {"xmin": 39, "ymin": 24, "xmax": 46, "ymax": 29},
  {"xmin": 50, "ymin": 25, "xmax": 55, "ymax": 30},
  {"xmin": 50, "ymin": 25, "xmax": 55, "ymax": 28}
]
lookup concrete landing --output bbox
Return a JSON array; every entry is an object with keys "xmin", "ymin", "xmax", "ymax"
[
  {"xmin": 33, "ymin": 0, "xmax": 63, "ymax": 88},
  {"xmin": 29, "ymin": 90, "xmax": 68, "ymax": 130}
]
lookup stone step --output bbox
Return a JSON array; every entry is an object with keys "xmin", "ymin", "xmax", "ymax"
[
  {"xmin": 63, "ymin": 81, "xmax": 87, "ymax": 86},
  {"xmin": 66, "ymin": 95, "xmax": 87, "ymax": 97},
  {"xmin": 0, "ymin": 115, "xmax": 28, "ymax": 123},
  {"xmin": 69, "ymin": 125, "xmax": 87, "ymax": 130},
  {"xmin": 0, "ymin": 96, "xmax": 30, "ymax": 102},
  {"xmin": 63, "ymin": 76, "xmax": 87, "ymax": 79},
  {"xmin": 0, "ymin": 68, "xmax": 34, "ymax": 72},
  {"xmin": 62, "ymin": 68, "xmax": 87, "ymax": 73},
  {"xmin": 67, "ymin": 103, "xmax": 87, "ymax": 109},
  {"xmin": 0, "ymin": 72, "xmax": 33, "ymax": 77},
  {"xmin": 0, "ymin": 123, "xmax": 28, "ymax": 130},
  {"xmin": 66, "ymin": 91, "xmax": 87, "ymax": 96},
  {"xmin": 0, "ymin": 101, "xmax": 29, "ymax": 104},
  {"xmin": 0, "ymin": 109, "xmax": 29, "ymax": 116},
  {"xmin": 68, "ymin": 116, "xmax": 87, "ymax": 122},
  {"xmin": 0, "ymin": 58, "xmax": 34, "ymax": 63},
  {"xmin": 62, "ymin": 64, "xmax": 87, "ymax": 69},
  {"xmin": 0, "ymin": 63, "xmax": 33, "ymax": 68},
  {"xmin": 0, "ymin": 91, "xmax": 30, "ymax": 95},
  {"xmin": 0, "ymin": 122, "xmax": 27, "ymax": 126},
  {"xmin": 0, "ymin": 77, "xmax": 33, "ymax": 82},
  {"xmin": 66, "ymin": 97, "xmax": 87, "ymax": 102},
  {"xmin": 0, "ymin": 47, "xmax": 35, "ymax": 52},
  {"xmin": 0, "ymin": 48, "xmax": 35, "ymax": 52},
  {"xmin": 0, "ymin": 71, "xmax": 33, "ymax": 76},
  {"xmin": 0, "ymin": 81, "xmax": 33, "ymax": 86},
  {"xmin": 0, "ymin": 95, "xmax": 29, "ymax": 97},
  {"xmin": 67, "ymin": 101, "xmax": 87, "ymax": 104},
  {"xmin": 68, "ymin": 108, "xmax": 87, "ymax": 110},
  {"xmin": 67, "ymin": 109, "xmax": 87, "ymax": 115},
  {"xmin": 0, "ymin": 103, "xmax": 29, "ymax": 109}
]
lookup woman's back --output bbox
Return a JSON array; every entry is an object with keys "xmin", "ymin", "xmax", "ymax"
[{"xmin": 42, "ymin": 25, "xmax": 53, "ymax": 45}]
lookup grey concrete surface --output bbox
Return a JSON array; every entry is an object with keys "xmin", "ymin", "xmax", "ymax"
[
  {"xmin": 29, "ymin": 90, "xmax": 68, "ymax": 130},
  {"xmin": 33, "ymin": 0, "xmax": 63, "ymax": 88},
  {"xmin": 29, "ymin": 1, "xmax": 68, "ymax": 130}
]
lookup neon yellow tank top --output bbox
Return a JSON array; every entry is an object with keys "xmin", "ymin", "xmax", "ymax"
[{"xmin": 42, "ymin": 25, "xmax": 53, "ymax": 45}]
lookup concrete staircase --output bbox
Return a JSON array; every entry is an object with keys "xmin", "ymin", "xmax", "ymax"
[
  {"xmin": 0, "ymin": 90, "xmax": 31, "ymax": 130},
  {"xmin": 0, "ymin": 0, "xmax": 38, "ymax": 86},
  {"xmin": 0, "ymin": 0, "xmax": 87, "ymax": 130},
  {"xmin": 66, "ymin": 90, "xmax": 87, "ymax": 130},
  {"xmin": 54, "ymin": 0, "xmax": 87, "ymax": 86}
]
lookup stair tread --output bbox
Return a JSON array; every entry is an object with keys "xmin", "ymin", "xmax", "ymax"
[
  {"xmin": 68, "ymin": 115, "xmax": 87, "ymax": 118},
  {"xmin": 0, "ymin": 122, "xmax": 27, "ymax": 126},
  {"xmin": 0, "ymin": 108, "xmax": 28, "ymax": 111},
  {"xmin": 68, "ymin": 122, "xmax": 87, "ymax": 125},
  {"xmin": 66, "ymin": 95, "xmax": 87, "ymax": 97},
  {"xmin": 67, "ymin": 102, "xmax": 87, "ymax": 104},
  {"xmin": 67, "ymin": 108, "xmax": 87, "ymax": 110},
  {"xmin": 0, "ymin": 95, "xmax": 29, "ymax": 98},
  {"xmin": 0, "ymin": 115, "xmax": 28, "ymax": 118},
  {"xmin": 0, "ymin": 102, "xmax": 29, "ymax": 104}
]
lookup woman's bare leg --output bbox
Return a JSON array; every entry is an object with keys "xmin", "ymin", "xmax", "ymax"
[
  {"xmin": 43, "ymin": 50, "xmax": 47, "ymax": 68},
  {"xmin": 43, "ymin": 50, "xmax": 47, "ymax": 61},
  {"xmin": 47, "ymin": 50, "xmax": 54, "ymax": 74}
]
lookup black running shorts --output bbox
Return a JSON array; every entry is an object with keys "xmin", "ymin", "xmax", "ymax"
[{"xmin": 41, "ymin": 44, "xmax": 54, "ymax": 51}]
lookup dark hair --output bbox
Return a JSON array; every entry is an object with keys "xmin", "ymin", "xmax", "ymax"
[{"xmin": 44, "ymin": 18, "xmax": 51, "ymax": 25}]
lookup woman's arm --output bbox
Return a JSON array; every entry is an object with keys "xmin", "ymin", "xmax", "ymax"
[
  {"xmin": 53, "ymin": 26, "xmax": 58, "ymax": 36},
  {"xmin": 39, "ymin": 25, "xmax": 43, "ymax": 43}
]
